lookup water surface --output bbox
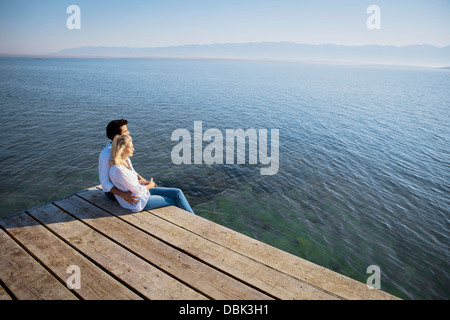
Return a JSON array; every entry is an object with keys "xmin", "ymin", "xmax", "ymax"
[{"xmin": 0, "ymin": 58, "xmax": 448, "ymax": 299}]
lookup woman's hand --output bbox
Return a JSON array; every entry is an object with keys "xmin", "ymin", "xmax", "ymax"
[{"xmin": 146, "ymin": 177, "xmax": 157, "ymax": 190}]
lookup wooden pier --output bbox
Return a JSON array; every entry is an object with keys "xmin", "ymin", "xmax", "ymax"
[{"xmin": 0, "ymin": 186, "xmax": 399, "ymax": 300}]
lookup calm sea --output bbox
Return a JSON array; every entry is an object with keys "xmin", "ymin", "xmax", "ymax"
[{"xmin": 0, "ymin": 57, "xmax": 448, "ymax": 299}]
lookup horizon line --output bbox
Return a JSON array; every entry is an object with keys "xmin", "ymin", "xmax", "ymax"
[
  {"xmin": 1, "ymin": 54, "xmax": 449, "ymax": 70},
  {"xmin": 2, "ymin": 41, "xmax": 450, "ymax": 57},
  {"xmin": 55, "ymin": 41, "xmax": 450, "ymax": 51}
]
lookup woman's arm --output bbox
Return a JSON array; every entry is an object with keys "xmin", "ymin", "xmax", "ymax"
[
  {"xmin": 137, "ymin": 174, "xmax": 149, "ymax": 185},
  {"xmin": 127, "ymin": 159, "xmax": 153, "ymax": 187}
]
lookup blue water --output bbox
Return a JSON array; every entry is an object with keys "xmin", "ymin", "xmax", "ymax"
[{"xmin": 0, "ymin": 58, "xmax": 449, "ymax": 299}]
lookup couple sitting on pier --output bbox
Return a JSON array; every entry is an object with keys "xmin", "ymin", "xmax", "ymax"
[{"xmin": 98, "ymin": 119, "xmax": 195, "ymax": 214}]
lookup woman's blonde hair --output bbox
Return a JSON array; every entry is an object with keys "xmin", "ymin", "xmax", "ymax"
[{"xmin": 110, "ymin": 134, "xmax": 132, "ymax": 166}]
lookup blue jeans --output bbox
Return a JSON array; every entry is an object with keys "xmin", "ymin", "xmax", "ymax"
[{"xmin": 143, "ymin": 187, "xmax": 195, "ymax": 214}]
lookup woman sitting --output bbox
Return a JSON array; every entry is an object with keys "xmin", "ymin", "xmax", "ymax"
[{"xmin": 109, "ymin": 134, "xmax": 195, "ymax": 214}]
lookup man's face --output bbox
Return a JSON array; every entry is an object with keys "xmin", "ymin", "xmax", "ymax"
[{"xmin": 119, "ymin": 125, "xmax": 130, "ymax": 136}]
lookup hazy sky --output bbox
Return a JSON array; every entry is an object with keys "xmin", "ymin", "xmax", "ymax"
[{"xmin": 1, "ymin": 0, "xmax": 449, "ymax": 55}]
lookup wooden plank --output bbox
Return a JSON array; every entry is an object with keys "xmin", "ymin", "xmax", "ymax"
[
  {"xmin": 78, "ymin": 189, "xmax": 339, "ymax": 300},
  {"xmin": 0, "ymin": 213, "xmax": 141, "ymax": 300},
  {"xmin": 151, "ymin": 206, "xmax": 399, "ymax": 300},
  {"xmin": 0, "ymin": 228, "xmax": 77, "ymax": 300},
  {"xmin": 92, "ymin": 186, "xmax": 398, "ymax": 300},
  {"xmin": 153, "ymin": 207, "xmax": 399, "ymax": 300},
  {"xmin": 27, "ymin": 203, "xmax": 206, "ymax": 300},
  {"xmin": 0, "ymin": 283, "xmax": 13, "ymax": 300},
  {"xmin": 54, "ymin": 195, "xmax": 272, "ymax": 300}
]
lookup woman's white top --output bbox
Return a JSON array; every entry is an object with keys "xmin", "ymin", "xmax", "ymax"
[{"xmin": 109, "ymin": 158, "xmax": 149, "ymax": 212}]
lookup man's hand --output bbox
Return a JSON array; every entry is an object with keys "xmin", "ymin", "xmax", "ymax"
[
  {"xmin": 122, "ymin": 190, "xmax": 139, "ymax": 205},
  {"xmin": 110, "ymin": 186, "xmax": 139, "ymax": 205}
]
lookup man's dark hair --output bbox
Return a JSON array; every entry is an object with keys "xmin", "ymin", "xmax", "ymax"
[{"xmin": 106, "ymin": 119, "xmax": 128, "ymax": 141}]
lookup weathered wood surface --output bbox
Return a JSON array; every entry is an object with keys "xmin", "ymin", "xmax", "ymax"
[{"xmin": 0, "ymin": 186, "xmax": 399, "ymax": 300}]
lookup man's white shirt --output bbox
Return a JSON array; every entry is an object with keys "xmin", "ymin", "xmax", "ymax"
[{"xmin": 98, "ymin": 142, "xmax": 115, "ymax": 192}]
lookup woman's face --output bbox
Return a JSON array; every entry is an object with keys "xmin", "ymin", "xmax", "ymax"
[{"xmin": 122, "ymin": 141, "xmax": 134, "ymax": 158}]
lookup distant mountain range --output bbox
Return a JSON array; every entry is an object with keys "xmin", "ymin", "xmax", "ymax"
[{"xmin": 47, "ymin": 42, "xmax": 450, "ymax": 68}]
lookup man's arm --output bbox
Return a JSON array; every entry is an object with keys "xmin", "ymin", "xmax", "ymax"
[{"xmin": 109, "ymin": 186, "xmax": 139, "ymax": 205}]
